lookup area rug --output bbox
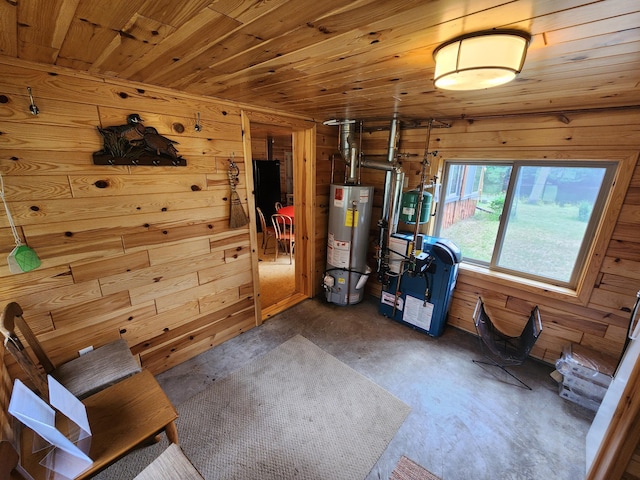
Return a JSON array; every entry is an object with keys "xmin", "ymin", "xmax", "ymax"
[
  {"xmin": 95, "ymin": 335, "xmax": 410, "ymax": 480},
  {"xmin": 390, "ymin": 455, "xmax": 441, "ymax": 480}
]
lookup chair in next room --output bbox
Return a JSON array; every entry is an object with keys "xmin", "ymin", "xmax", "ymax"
[
  {"xmin": 271, "ymin": 213, "xmax": 295, "ymax": 264},
  {"xmin": 257, "ymin": 206, "xmax": 276, "ymax": 253},
  {"xmin": 472, "ymin": 297, "xmax": 543, "ymax": 390},
  {"xmin": 0, "ymin": 302, "xmax": 141, "ymax": 400}
]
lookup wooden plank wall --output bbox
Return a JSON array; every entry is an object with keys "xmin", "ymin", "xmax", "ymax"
[
  {"xmin": 360, "ymin": 111, "xmax": 640, "ymax": 365},
  {"xmin": 0, "ymin": 57, "xmax": 312, "ymax": 379},
  {"xmin": 314, "ymin": 124, "xmax": 337, "ymax": 290}
]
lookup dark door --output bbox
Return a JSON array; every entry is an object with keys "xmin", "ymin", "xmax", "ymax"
[{"xmin": 253, "ymin": 160, "xmax": 281, "ymax": 231}]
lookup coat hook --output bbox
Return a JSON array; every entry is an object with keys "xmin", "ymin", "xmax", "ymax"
[
  {"xmin": 195, "ymin": 112, "xmax": 202, "ymax": 132},
  {"xmin": 27, "ymin": 87, "xmax": 39, "ymax": 115}
]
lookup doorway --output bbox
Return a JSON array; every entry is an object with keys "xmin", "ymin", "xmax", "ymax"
[
  {"xmin": 241, "ymin": 111, "xmax": 316, "ymax": 322},
  {"xmin": 252, "ymin": 124, "xmax": 295, "ymax": 308}
]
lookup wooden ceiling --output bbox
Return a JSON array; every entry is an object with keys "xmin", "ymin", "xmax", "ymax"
[{"xmin": 2, "ymin": 0, "xmax": 639, "ymax": 123}]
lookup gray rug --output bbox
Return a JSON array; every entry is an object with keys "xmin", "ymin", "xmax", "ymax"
[{"xmin": 95, "ymin": 335, "xmax": 410, "ymax": 479}]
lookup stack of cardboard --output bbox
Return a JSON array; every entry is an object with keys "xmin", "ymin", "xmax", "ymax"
[{"xmin": 554, "ymin": 343, "xmax": 617, "ymax": 411}]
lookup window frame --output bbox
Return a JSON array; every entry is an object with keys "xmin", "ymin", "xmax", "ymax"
[{"xmin": 434, "ymin": 157, "xmax": 623, "ymax": 294}]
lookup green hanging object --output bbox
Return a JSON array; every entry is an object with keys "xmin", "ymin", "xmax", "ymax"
[
  {"xmin": 8, "ymin": 245, "xmax": 41, "ymax": 273},
  {"xmin": 1, "ymin": 174, "xmax": 41, "ymax": 274}
]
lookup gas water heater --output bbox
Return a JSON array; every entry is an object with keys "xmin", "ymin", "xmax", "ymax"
[{"xmin": 324, "ymin": 184, "xmax": 374, "ymax": 306}]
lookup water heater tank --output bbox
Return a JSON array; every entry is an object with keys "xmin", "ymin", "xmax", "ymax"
[{"xmin": 324, "ymin": 184, "xmax": 374, "ymax": 306}]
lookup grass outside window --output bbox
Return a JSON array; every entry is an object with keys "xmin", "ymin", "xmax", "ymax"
[{"xmin": 436, "ymin": 161, "xmax": 615, "ymax": 288}]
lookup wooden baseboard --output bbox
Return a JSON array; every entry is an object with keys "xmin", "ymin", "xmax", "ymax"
[{"xmin": 261, "ymin": 293, "xmax": 308, "ymax": 321}]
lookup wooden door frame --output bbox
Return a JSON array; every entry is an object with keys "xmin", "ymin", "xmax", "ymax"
[{"xmin": 241, "ymin": 110, "xmax": 316, "ymax": 322}]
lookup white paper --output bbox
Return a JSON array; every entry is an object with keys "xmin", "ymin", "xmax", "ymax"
[
  {"xmin": 48, "ymin": 375, "xmax": 91, "ymax": 439},
  {"xmin": 42, "ymin": 447, "xmax": 92, "ymax": 480},
  {"xmin": 8, "ymin": 379, "xmax": 93, "ymax": 479},
  {"xmin": 9, "ymin": 379, "xmax": 55, "ymax": 427},
  {"xmin": 402, "ymin": 295, "xmax": 434, "ymax": 331}
]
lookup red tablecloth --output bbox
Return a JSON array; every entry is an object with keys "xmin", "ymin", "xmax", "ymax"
[{"xmin": 277, "ymin": 206, "xmax": 295, "ymax": 223}]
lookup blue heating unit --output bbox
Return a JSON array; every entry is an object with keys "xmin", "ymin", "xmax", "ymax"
[{"xmin": 379, "ymin": 233, "xmax": 461, "ymax": 337}]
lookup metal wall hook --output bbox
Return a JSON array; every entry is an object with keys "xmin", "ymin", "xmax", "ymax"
[
  {"xmin": 27, "ymin": 87, "xmax": 39, "ymax": 115},
  {"xmin": 195, "ymin": 112, "xmax": 202, "ymax": 132}
]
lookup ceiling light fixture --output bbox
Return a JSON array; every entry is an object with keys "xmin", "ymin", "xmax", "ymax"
[{"xmin": 433, "ymin": 30, "xmax": 530, "ymax": 91}]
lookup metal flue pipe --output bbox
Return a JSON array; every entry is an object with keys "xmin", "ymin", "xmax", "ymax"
[{"xmin": 337, "ymin": 120, "xmax": 360, "ymax": 183}]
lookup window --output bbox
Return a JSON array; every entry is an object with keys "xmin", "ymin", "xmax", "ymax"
[
  {"xmin": 435, "ymin": 160, "xmax": 616, "ymax": 288},
  {"xmin": 445, "ymin": 164, "xmax": 482, "ymax": 202},
  {"xmin": 445, "ymin": 164, "xmax": 463, "ymax": 200}
]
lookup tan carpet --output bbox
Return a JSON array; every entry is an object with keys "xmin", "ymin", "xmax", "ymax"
[
  {"xmin": 258, "ymin": 245, "xmax": 295, "ymax": 307},
  {"xmin": 95, "ymin": 335, "xmax": 410, "ymax": 480},
  {"xmin": 390, "ymin": 456, "xmax": 441, "ymax": 480}
]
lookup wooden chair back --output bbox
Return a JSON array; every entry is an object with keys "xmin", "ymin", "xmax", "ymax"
[
  {"xmin": 0, "ymin": 302, "xmax": 51, "ymax": 397},
  {"xmin": 1, "ymin": 337, "xmax": 23, "ymax": 479},
  {"xmin": 256, "ymin": 207, "xmax": 276, "ymax": 253},
  {"xmin": 271, "ymin": 214, "xmax": 295, "ymax": 264},
  {"xmin": 256, "ymin": 206, "xmax": 268, "ymax": 232}
]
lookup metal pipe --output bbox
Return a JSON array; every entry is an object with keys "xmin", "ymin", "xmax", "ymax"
[
  {"xmin": 412, "ymin": 120, "xmax": 433, "ymax": 245},
  {"xmin": 338, "ymin": 121, "xmax": 354, "ymax": 162},
  {"xmin": 360, "ymin": 158, "xmax": 400, "ymax": 171},
  {"xmin": 387, "ymin": 115, "xmax": 400, "ymax": 164},
  {"xmin": 389, "ymin": 167, "xmax": 405, "ymax": 242},
  {"xmin": 346, "ymin": 200, "xmax": 358, "ymax": 305},
  {"xmin": 331, "ymin": 153, "xmax": 337, "ymax": 184},
  {"xmin": 337, "ymin": 119, "xmax": 362, "ymax": 184},
  {"xmin": 382, "ymin": 116, "xmax": 400, "ymax": 219},
  {"xmin": 365, "ymin": 115, "xmax": 401, "ymax": 275},
  {"xmin": 349, "ymin": 147, "xmax": 358, "ymax": 183},
  {"xmin": 358, "ymin": 120, "xmax": 363, "ymax": 185}
]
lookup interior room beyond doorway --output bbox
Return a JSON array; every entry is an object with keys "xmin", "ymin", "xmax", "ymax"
[{"xmin": 250, "ymin": 123, "xmax": 296, "ymax": 309}]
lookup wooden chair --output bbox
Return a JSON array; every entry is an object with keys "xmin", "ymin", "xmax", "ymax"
[
  {"xmin": 257, "ymin": 207, "xmax": 276, "ymax": 253},
  {"xmin": 133, "ymin": 443, "xmax": 204, "ymax": 480},
  {"xmin": 472, "ymin": 297, "xmax": 542, "ymax": 390},
  {"xmin": 0, "ymin": 441, "xmax": 20, "ymax": 480},
  {"xmin": 0, "ymin": 302, "xmax": 141, "ymax": 400},
  {"xmin": 271, "ymin": 214, "xmax": 295, "ymax": 264}
]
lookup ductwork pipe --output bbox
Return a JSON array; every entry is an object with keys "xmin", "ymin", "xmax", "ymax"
[
  {"xmin": 358, "ymin": 115, "xmax": 399, "ymax": 275},
  {"xmin": 337, "ymin": 120, "xmax": 360, "ymax": 183},
  {"xmin": 382, "ymin": 116, "xmax": 400, "ymax": 224}
]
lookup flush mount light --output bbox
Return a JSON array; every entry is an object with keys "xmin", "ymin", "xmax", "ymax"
[{"xmin": 433, "ymin": 30, "xmax": 530, "ymax": 91}]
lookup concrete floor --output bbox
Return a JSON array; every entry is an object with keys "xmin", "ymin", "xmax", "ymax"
[{"xmin": 157, "ymin": 296, "xmax": 594, "ymax": 480}]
